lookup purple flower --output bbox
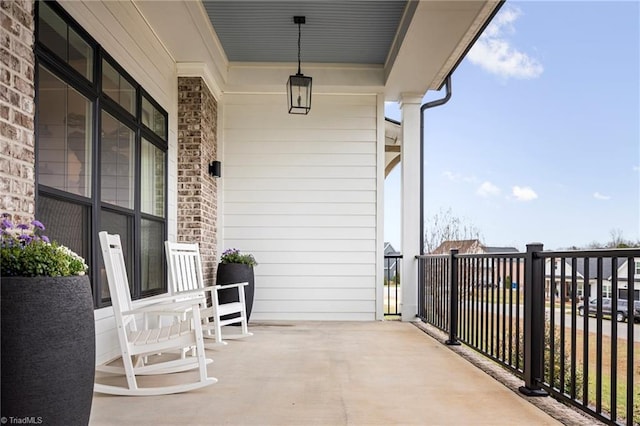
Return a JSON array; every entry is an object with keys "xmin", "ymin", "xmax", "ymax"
[
  {"xmin": 17, "ymin": 234, "xmax": 32, "ymax": 243},
  {"xmin": 41, "ymin": 235, "xmax": 50, "ymax": 243},
  {"xmin": 17, "ymin": 223, "xmax": 29, "ymax": 230},
  {"xmin": 31, "ymin": 220, "xmax": 45, "ymax": 231},
  {"xmin": 1, "ymin": 219, "xmax": 12, "ymax": 230}
]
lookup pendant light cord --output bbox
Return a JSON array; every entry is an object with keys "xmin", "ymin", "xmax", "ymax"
[{"xmin": 297, "ymin": 22, "xmax": 302, "ymax": 75}]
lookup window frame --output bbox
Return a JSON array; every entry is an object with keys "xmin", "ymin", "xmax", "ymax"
[{"xmin": 35, "ymin": 1, "xmax": 169, "ymax": 308}]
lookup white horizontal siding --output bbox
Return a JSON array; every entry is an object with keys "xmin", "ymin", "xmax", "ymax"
[
  {"xmin": 256, "ymin": 300, "xmax": 376, "ymax": 314},
  {"xmin": 224, "ymin": 129, "xmax": 376, "ymax": 143},
  {"xmin": 257, "ymin": 264, "xmax": 374, "ymax": 276},
  {"xmin": 223, "ymin": 93, "xmax": 379, "ymax": 320},
  {"xmin": 225, "ymin": 165, "xmax": 376, "ymax": 179},
  {"xmin": 256, "ymin": 288, "xmax": 375, "ymax": 301},
  {"xmin": 248, "ymin": 251, "xmax": 375, "ymax": 264},
  {"xmin": 225, "ymin": 190, "xmax": 375, "ymax": 203},
  {"xmin": 225, "ymin": 141, "xmax": 376, "ymax": 155},
  {"xmin": 224, "ymin": 226, "xmax": 376, "ymax": 240},
  {"xmin": 257, "ymin": 276, "xmax": 374, "ymax": 288},
  {"xmin": 225, "ymin": 203, "xmax": 374, "ymax": 216},
  {"xmin": 225, "ymin": 178, "xmax": 376, "ymax": 191},
  {"xmin": 225, "ymin": 215, "xmax": 375, "ymax": 228},
  {"xmin": 224, "ymin": 239, "xmax": 375, "ymax": 252}
]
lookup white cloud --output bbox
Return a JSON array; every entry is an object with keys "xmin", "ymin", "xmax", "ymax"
[
  {"xmin": 512, "ymin": 186, "xmax": 538, "ymax": 201},
  {"xmin": 443, "ymin": 171, "xmax": 477, "ymax": 183},
  {"xmin": 468, "ymin": 5, "xmax": 543, "ymax": 79},
  {"xmin": 443, "ymin": 171, "xmax": 458, "ymax": 181},
  {"xmin": 477, "ymin": 181, "xmax": 501, "ymax": 197},
  {"xmin": 593, "ymin": 192, "xmax": 611, "ymax": 200}
]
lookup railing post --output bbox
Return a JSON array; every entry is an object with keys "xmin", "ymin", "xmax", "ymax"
[
  {"xmin": 417, "ymin": 256, "xmax": 424, "ymax": 319},
  {"xmin": 446, "ymin": 249, "xmax": 460, "ymax": 345},
  {"xmin": 519, "ymin": 243, "xmax": 548, "ymax": 396}
]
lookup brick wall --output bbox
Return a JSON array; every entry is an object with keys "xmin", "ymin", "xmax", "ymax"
[
  {"xmin": 177, "ymin": 77, "xmax": 219, "ymax": 285},
  {"xmin": 0, "ymin": 0, "xmax": 35, "ymax": 222}
]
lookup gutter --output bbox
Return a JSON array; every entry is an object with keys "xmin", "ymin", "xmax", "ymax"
[{"xmin": 419, "ymin": 75, "xmax": 452, "ymax": 255}]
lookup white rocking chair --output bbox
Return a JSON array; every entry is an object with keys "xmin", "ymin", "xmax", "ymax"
[
  {"xmin": 94, "ymin": 231, "xmax": 217, "ymax": 396},
  {"xmin": 161, "ymin": 241, "xmax": 252, "ymax": 345}
]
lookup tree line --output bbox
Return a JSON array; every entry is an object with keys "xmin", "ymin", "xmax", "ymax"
[{"xmin": 424, "ymin": 208, "xmax": 639, "ymax": 252}]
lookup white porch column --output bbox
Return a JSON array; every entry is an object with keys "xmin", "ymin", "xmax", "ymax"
[{"xmin": 399, "ymin": 93, "xmax": 423, "ymax": 321}]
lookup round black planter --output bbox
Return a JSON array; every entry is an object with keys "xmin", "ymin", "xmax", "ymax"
[
  {"xmin": 1, "ymin": 275, "xmax": 95, "ymax": 425},
  {"xmin": 216, "ymin": 263, "xmax": 255, "ymax": 321}
]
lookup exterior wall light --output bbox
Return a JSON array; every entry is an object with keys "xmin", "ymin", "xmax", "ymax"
[{"xmin": 209, "ymin": 160, "xmax": 221, "ymax": 178}]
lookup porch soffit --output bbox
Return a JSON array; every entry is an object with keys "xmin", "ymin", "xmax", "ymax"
[{"xmin": 134, "ymin": 1, "xmax": 502, "ymax": 100}]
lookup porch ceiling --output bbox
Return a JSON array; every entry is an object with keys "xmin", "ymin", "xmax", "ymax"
[
  {"xmin": 134, "ymin": 1, "xmax": 503, "ymax": 100},
  {"xmin": 202, "ymin": 1, "xmax": 407, "ymax": 65}
]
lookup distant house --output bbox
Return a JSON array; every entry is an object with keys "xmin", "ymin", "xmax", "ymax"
[
  {"xmin": 544, "ymin": 257, "xmax": 640, "ymax": 301},
  {"xmin": 614, "ymin": 258, "xmax": 640, "ymax": 300},
  {"xmin": 545, "ymin": 258, "xmax": 596, "ymax": 301},
  {"xmin": 384, "ymin": 242, "xmax": 400, "ymax": 280},
  {"xmin": 431, "ymin": 240, "xmax": 521, "ymax": 288},
  {"xmin": 431, "ymin": 239, "xmax": 518, "ymax": 255},
  {"xmin": 483, "ymin": 246, "xmax": 520, "ymax": 254},
  {"xmin": 431, "ymin": 239, "xmax": 484, "ymax": 255}
]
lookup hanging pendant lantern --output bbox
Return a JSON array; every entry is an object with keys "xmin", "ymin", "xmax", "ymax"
[{"xmin": 287, "ymin": 16, "xmax": 312, "ymax": 115}]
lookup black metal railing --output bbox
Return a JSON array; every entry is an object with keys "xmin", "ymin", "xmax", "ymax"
[
  {"xmin": 384, "ymin": 254, "xmax": 402, "ymax": 316},
  {"xmin": 417, "ymin": 246, "xmax": 640, "ymax": 426}
]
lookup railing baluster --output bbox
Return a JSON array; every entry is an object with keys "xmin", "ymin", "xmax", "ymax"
[
  {"xmin": 582, "ymin": 258, "xmax": 589, "ymax": 407},
  {"xmin": 610, "ymin": 257, "xmax": 618, "ymax": 423},
  {"xmin": 550, "ymin": 256, "xmax": 556, "ymax": 390},
  {"xmin": 502, "ymin": 257, "xmax": 507, "ymax": 363},
  {"xmin": 508, "ymin": 257, "xmax": 513, "ymax": 367},
  {"xmin": 516, "ymin": 257, "xmax": 521, "ymax": 372},
  {"xmin": 596, "ymin": 257, "xmax": 603, "ymax": 414},
  {"xmin": 625, "ymin": 258, "xmax": 634, "ymax": 426},
  {"xmin": 570, "ymin": 257, "xmax": 577, "ymax": 401},
  {"xmin": 559, "ymin": 257, "xmax": 566, "ymax": 394},
  {"xmin": 446, "ymin": 249, "xmax": 460, "ymax": 345}
]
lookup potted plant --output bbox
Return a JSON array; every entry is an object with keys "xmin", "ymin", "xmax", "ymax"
[
  {"xmin": 1, "ymin": 214, "xmax": 94, "ymax": 425},
  {"xmin": 216, "ymin": 248, "xmax": 258, "ymax": 321}
]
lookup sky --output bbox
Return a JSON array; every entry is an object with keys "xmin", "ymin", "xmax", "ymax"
[{"xmin": 384, "ymin": 1, "xmax": 640, "ymax": 252}]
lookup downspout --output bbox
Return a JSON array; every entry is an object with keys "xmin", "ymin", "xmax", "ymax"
[{"xmin": 419, "ymin": 75, "xmax": 452, "ymax": 255}]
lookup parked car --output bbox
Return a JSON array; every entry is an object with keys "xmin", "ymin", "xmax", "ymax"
[{"xmin": 577, "ymin": 298, "xmax": 640, "ymax": 323}]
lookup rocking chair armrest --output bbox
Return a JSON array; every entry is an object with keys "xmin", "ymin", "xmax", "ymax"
[
  {"xmin": 215, "ymin": 282, "xmax": 249, "ymax": 291},
  {"xmin": 171, "ymin": 287, "xmax": 215, "ymax": 297},
  {"xmin": 177, "ymin": 283, "xmax": 247, "ymax": 295},
  {"xmin": 122, "ymin": 299, "xmax": 201, "ymax": 316},
  {"xmin": 134, "ymin": 292, "xmax": 199, "ymax": 307}
]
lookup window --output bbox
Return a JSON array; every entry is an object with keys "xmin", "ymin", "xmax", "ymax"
[
  {"xmin": 37, "ymin": 66, "xmax": 92, "ymax": 197},
  {"xmin": 635, "ymin": 260, "xmax": 640, "ymax": 277},
  {"xmin": 102, "ymin": 59, "xmax": 136, "ymax": 115},
  {"xmin": 35, "ymin": 1, "xmax": 168, "ymax": 307},
  {"xmin": 100, "ymin": 111, "xmax": 135, "ymax": 209},
  {"xmin": 38, "ymin": 1, "xmax": 93, "ymax": 81}
]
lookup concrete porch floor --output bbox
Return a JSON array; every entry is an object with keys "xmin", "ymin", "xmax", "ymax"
[{"xmin": 90, "ymin": 321, "xmax": 572, "ymax": 425}]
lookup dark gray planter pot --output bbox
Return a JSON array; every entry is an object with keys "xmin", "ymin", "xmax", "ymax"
[
  {"xmin": 1, "ymin": 275, "xmax": 95, "ymax": 425},
  {"xmin": 216, "ymin": 263, "xmax": 255, "ymax": 321}
]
